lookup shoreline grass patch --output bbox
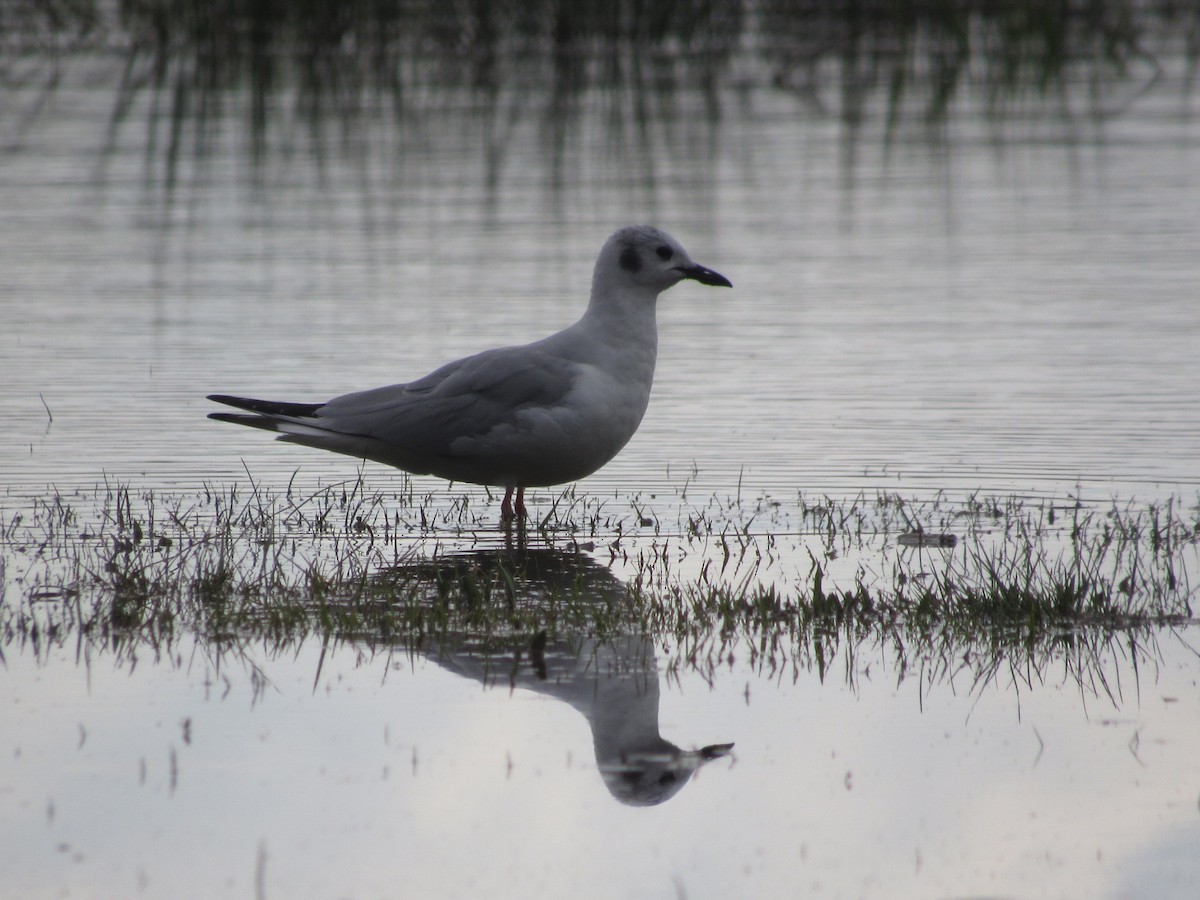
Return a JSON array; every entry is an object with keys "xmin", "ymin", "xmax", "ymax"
[{"xmin": 2, "ymin": 481, "xmax": 1196, "ymax": 689}]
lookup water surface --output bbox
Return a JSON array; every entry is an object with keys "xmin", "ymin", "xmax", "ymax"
[
  {"xmin": 3, "ymin": 42, "xmax": 1197, "ymax": 510},
  {"xmin": 3, "ymin": 14, "xmax": 1200, "ymax": 899},
  {"xmin": 6, "ymin": 610, "xmax": 1200, "ymax": 899}
]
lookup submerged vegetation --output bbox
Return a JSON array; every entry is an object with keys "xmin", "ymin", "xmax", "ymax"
[{"xmin": 2, "ymin": 479, "xmax": 1196, "ymax": 700}]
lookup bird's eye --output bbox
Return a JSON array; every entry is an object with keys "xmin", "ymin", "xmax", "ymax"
[{"xmin": 655, "ymin": 245, "xmax": 673, "ymax": 260}]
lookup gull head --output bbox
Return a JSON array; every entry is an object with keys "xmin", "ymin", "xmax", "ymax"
[{"xmin": 595, "ymin": 225, "xmax": 732, "ymax": 298}]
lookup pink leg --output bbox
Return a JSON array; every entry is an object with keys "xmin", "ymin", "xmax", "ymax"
[{"xmin": 500, "ymin": 486, "xmax": 527, "ymax": 522}]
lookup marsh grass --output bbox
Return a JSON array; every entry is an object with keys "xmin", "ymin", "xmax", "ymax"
[{"xmin": 2, "ymin": 479, "xmax": 1196, "ymax": 693}]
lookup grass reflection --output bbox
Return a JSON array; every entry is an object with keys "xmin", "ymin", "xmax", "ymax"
[{"xmin": 2, "ymin": 0, "xmax": 1192, "ymax": 166}]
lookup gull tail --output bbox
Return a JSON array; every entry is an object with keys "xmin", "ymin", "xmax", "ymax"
[{"xmin": 208, "ymin": 389, "xmax": 410, "ymax": 476}]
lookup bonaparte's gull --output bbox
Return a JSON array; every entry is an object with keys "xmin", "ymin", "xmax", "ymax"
[{"xmin": 208, "ymin": 225, "xmax": 731, "ymax": 520}]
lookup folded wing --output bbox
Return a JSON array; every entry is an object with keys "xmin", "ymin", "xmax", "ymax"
[{"xmin": 208, "ymin": 345, "xmax": 581, "ymax": 476}]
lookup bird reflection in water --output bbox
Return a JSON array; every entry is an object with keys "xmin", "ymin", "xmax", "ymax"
[{"xmin": 375, "ymin": 545, "xmax": 734, "ymax": 807}]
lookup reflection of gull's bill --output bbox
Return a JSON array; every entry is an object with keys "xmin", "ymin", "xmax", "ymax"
[{"xmin": 208, "ymin": 226, "xmax": 731, "ymax": 520}]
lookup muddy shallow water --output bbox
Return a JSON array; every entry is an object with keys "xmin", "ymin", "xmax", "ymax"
[{"xmin": 5, "ymin": 612, "xmax": 1200, "ymax": 899}]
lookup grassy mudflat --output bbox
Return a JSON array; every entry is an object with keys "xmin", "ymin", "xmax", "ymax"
[{"xmin": 3, "ymin": 478, "xmax": 1195, "ymax": 680}]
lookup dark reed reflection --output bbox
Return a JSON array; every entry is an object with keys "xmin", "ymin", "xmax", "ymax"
[
  {"xmin": 371, "ymin": 545, "xmax": 735, "ymax": 807},
  {"xmin": 758, "ymin": 0, "xmax": 1179, "ymax": 121},
  {"xmin": 2, "ymin": 0, "xmax": 1190, "ymax": 178}
]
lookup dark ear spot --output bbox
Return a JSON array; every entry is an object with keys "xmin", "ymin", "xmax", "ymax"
[{"xmin": 619, "ymin": 246, "xmax": 641, "ymax": 273}]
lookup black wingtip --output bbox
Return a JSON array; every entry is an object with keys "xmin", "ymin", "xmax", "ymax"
[{"xmin": 207, "ymin": 394, "xmax": 323, "ymax": 418}]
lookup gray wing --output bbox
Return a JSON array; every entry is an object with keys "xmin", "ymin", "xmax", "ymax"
[{"xmin": 316, "ymin": 345, "xmax": 580, "ymax": 458}]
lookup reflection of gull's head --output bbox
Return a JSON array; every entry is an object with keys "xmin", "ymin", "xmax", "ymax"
[
  {"xmin": 599, "ymin": 741, "xmax": 735, "ymax": 807},
  {"xmin": 377, "ymin": 545, "xmax": 736, "ymax": 807}
]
